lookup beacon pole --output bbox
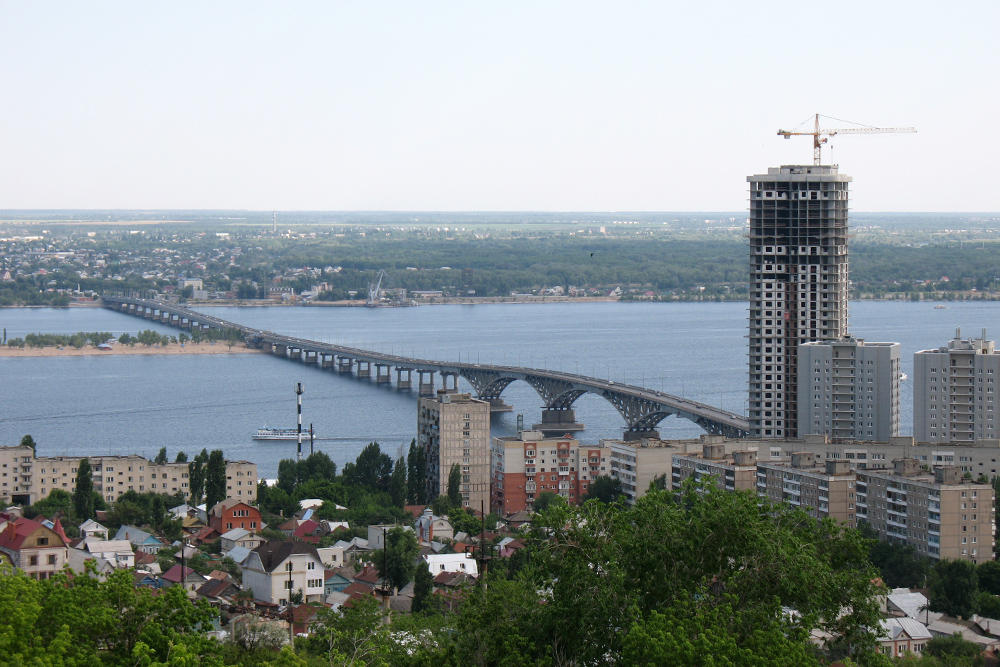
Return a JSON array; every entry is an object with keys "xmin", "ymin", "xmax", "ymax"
[{"xmin": 295, "ymin": 383, "xmax": 304, "ymax": 465}]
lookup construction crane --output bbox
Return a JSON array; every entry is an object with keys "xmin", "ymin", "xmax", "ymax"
[
  {"xmin": 367, "ymin": 269, "xmax": 387, "ymax": 307},
  {"xmin": 777, "ymin": 113, "xmax": 916, "ymax": 165}
]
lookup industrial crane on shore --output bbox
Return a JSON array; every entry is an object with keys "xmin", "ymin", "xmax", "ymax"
[{"xmin": 778, "ymin": 113, "xmax": 916, "ymax": 165}]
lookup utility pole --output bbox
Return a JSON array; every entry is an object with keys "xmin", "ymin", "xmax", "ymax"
[{"xmin": 309, "ymin": 422, "xmax": 314, "ymax": 456}]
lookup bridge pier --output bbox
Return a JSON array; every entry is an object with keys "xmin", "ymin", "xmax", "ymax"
[
  {"xmin": 303, "ymin": 350, "xmax": 317, "ymax": 364},
  {"xmin": 487, "ymin": 399, "xmax": 514, "ymax": 413},
  {"xmin": 440, "ymin": 372, "xmax": 459, "ymax": 393},
  {"xmin": 623, "ymin": 428, "xmax": 660, "ymax": 442},
  {"xmin": 532, "ymin": 408, "xmax": 585, "ymax": 437},
  {"xmin": 396, "ymin": 368, "xmax": 413, "ymax": 389},
  {"xmin": 375, "ymin": 364, "xmax": 391, "ymax": 384},
  {"xmin": 337, "ymin": 357, "xmax": 354, "ymax": 373},
  {"xmin": 320, "ymin": 354, "xmax": 334, "ymax": 369},
  {"xmin": 143, "ymin": 308, "xmax": 152, "ymax": 319},
  {"xmin": 273, "ymin": 344, "xmax": 286, "ymax": 356},
  {"xmin": 357, "ymin": 361, "xmax": 371, "ymax": 378},
  {"xmin": 417, "ymin": 370, "xmax": 435, "ymax": 396}
]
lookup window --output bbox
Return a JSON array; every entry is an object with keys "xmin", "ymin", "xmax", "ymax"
[{"xmin": 48, "ymin": 555, "xmax": 56, "ymax": 565}]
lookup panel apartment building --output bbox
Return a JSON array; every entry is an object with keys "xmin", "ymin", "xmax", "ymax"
[
  {"xmin": 798, "ymin": 337, "xmax": 900, "ymax": 441},
  {"xmin": 491, "ymin": 431, "xmax": 609, "ymax": 514},
  {"xmin": 913, "ymin": 329, "xmax": 1000, "ymax": 444},
  {"xmin": 748, "ymin": 165, "xmax": 851, "ymax": 438},
  {"xmin": 0, "ymin": 445, "xmax": 257, "ymax": 506},
  {"xmin": 418, "ymin": 391, "xmax": 490, "ymax": 510}
]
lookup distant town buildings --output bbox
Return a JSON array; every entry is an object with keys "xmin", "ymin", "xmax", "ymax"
[
  {"xmin": 798, "ymin": 337, "xmax": 901, "ymax": 441},
  {"xmin": 913, "ymin": 328, "xmax": 1000, "ymax": 444},
  {"xmin": 747, "ymin": 165, "xmax": 851, "ymax": 439},
  {"xmin": 418, "ymin": 391, "xmax": 490, "ymax": 509}
]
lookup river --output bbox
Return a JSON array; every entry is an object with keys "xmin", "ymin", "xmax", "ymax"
[{"xmin": 1, "ymin": 301, "xmax": 997, "ymax": 477}]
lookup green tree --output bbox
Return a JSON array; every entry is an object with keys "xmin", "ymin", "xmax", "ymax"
[
  {"xmin": 343, "ymin": 442, "xmax": 393, "ymax": 492},
  {"xmin": 411, "ymin": 560, "xmax": 435, "ymax": 614},
  {"xmin": 374, "ymin": 526, "xmax": 420, "ymax": 593},
  {"xmin": 860, "ymin": 522, "xmax": 930, "ymax": 589},
  {"xmin": 25, "ymin": 489, "xmax": 73, "ymax": 521},
  {"xmin": 407, "ymin": 439, "xmax": 427, "ymax": 505},
  {"xmin": 389, "ymin": 457, "xmax": 407, "ymax": 508},
  {"xmin": 175, "ymin": 451, "xmax": 188, "ymax": 463},
  {"xmin": 581, "ymin": 474, "xmax": 624, "ymax": 504},
  {"xmin": 923, "ymin": 632, "xmax": 983, "ymax": 660},
  {"xmin": 19, "ymin": 434, "xmax": 36, "ymax": 452},
  {"xmin": 532, "ymin": 490, "xmax": 562, "ymax": 514},
  {"xmin": 310, "ymin": 597, "xmax": 390, "ymax": 667},
  {"xmin": 188, "ymin": 448, "xmax": 209, "ymax": 505},
  {"xmin": 204, "ymin": 449, "xmax": 227, "ymax": 510},
  {"xmin": 73, "ymin": 458, "xmax": 94, "ymax": 520},
  {"xmin": 447, "ymin": 463, "xmax": 463, "ymax": 508},
  {"xmin": 430, "ymin": 494, "xmax": 452, "ymax": 517},
  {"xmin": 154, "ymin": 447, "xmax": 168, "ymax": 465},
  {"xmin": 930, "ymin": 559, "xmax": 980, "ymax": 618},
  {"xmin": 980, "ymin": 560, "xmax": 1000, "ymax": 596}
]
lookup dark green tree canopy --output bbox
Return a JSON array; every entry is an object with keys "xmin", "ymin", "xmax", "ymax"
[{"xmin": 447, "ymin": 463, "xmax": 463, "ymax": 508}]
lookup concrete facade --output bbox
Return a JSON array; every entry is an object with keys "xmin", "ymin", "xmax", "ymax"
[
  {"xmin": 243, "ymin": 540, "xmax": 326, "ymax": 605},
  {"xmin": 747, "ymin": 165, "xmax": 851, "ymax": 439},
  {"xmin": 913, "ymin": 329, "xmax": 1000, "ymax": 444},
  {"xmin": 0, "ymin": 445, "xmax": 36, "ymax": 505},
  {"xmin": 857, "ymin": 460, "xmax": 994, "ymax": 562},
  {"xmin": 418, "ymin": 391, "xmax": 490, "ymax": 509},
  {"xmin": 671, "ymin": 444, "xmax": 759, "ymax": 493},
  {"xmin": 756, "ymin": 454, "xmax": 858, "ymax": 527},
  {"xmin": 798, "ymin": 338, "xmax": 901, "ymax": 441},
  {"xmin": 490, "ymin": 431, "xmax": 609, "ymax": 514}
]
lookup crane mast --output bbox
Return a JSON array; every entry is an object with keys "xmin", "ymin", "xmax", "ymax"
[{"xmin": 777, "ymin": 113, "xmax": 916, "ymax": 165}]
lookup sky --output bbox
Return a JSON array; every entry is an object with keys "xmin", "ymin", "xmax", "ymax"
[{"xmin": 0, "ymin": 2, "xmax": 997, "ymax": 213}]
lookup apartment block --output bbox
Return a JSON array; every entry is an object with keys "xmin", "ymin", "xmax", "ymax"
[
  {"xmin": 0, "ymin": 445, "xmax": 36, "ymax": 505},
  {"xmin": 755, "ymin": 453, "xmax": 857, "ymax": 526},
  {"xmin": 798, "ymin": 337, "xmax": 900, "ymax": 441},
  {"xmin": 913, "ymin": 329, "xmax": 1000, "ymax": 444},
  {"xmin": 32, "ymin": 454, "xmax": 257, "ymax": 504},
  {"xmin": 747, "ymin": 165, "xmax": 851, "ymax": 438},
  {"xmin": 671, "ymin": 443, "xmax": 759, "ymax": 493},
  {"xmin": 856, "ymin": 459, "xmax": 994, "ymax": 562},
  {"xmin": 490, "ymin": 431, "xmax": 609, "ymax": 514},
  {"xmin": 418, "ymin": 391, "xmax": 490, "ymax": 509}
]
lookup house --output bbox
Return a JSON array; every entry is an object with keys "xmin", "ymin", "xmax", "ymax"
[
  {"xmin": 324, "ymin": 568, "xmax": 353, "ymax": 596},
  {"xmin": 191, "ymin": 525, "xmax": 220, "ymax": 545},
  {"xmin": 66, "ymin": 548, "xmax": 115, "ymax": 580},
  {"xmin": 242, "ymin": 540, "xmax": 326, "ymax": 605},
  {"xmin": 196, "ymin": 577, "xmax": 240, "ymax": 602},
  {"xmin": 224, "ymin": 545, "xmax": 252, "ymax": 569},
  {"xmin": 114, "ymin": 526, "xmax": 164, "ymax": 554},
  {"xmin": 877, "ymin": 618, "xmax": 932, "ymax": 658},
  {"xmin": 316, "ymin": 545, "xmax": 346, "ymax": 568},
  {"xmin": 133, "ymin": 571, "xmax": 161, "ymax": 588},
  {"xmin": 208, "ymin": 499, "xmax": 263, "ymax": 533},
  {"xmin": 333, "ymin": 537, "xmax": 370, "ymax": 563},
  {"xmin": 78, "ymin": 519, "xmax": 109, "ymax": 541},
  {"xmin": 220, "ymin": 528, "xmax": 264, "ymax": 553},
  {"xmin": 81, "ymin": 539, "xmax": 135, "ymax": 568},
  {"xmin": 423, "ymin": 553, "xmax": 479, "ymax": 577},
  {"xmin": 415, "ymin": 510, "xmax": 453, "ymax": 542},
  {"xmin": 353, "ymin": 564, "xmax": 382, "ymax": 588},
  {"xmin": 0, "ymin": 517, "xmax": 70, "ymax": 579},
  {"xmin": 292, "ymin": 520, "xmax": 321, "ymax": 544},
  {"xmin": 169, "ymin": 503, "xmax": 207, "ymax": 524},
  {"xmin": 886, "ymin": 588, "xmax": 932, "ymax": 621},
  {"xmin": 161, "ymin": 564, "xmax": 207, "ymax": 592}
]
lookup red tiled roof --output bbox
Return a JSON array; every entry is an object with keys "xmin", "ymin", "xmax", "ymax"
[
  {"xmin": 293, "ymin": 520, "xmax": 320, "ymax": 537},
  {"xmin": 0, "ymin": 518, "xmax": 45, "ymax": 551},
  {"xmin": 342, "ymin": 581, "xmax": 376, "ymax": 600},
  {"xmin": 354, "ymin": 565, "xmax": 381, "ymax": 585},
  {"xmin": 193, "ymin": 526, "xmax": 219, "ymax": 543},
  {"xmin": 162, "ymin": 565, "xmax": 196, "ymax": 583},
  {"xmin": 403, "ymin": 505, "xmax": 427, "ymax": 518}
]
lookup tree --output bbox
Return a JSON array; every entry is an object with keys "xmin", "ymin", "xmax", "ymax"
[
  {"xmin": 25, "ymin": 489, "xmax": 73, "ymax": 521},
  {"xmin": 860, "ymin": 522, "xmax": 930, "ymax": 589},
  {"xmin": 175, "ymin": 451, "xmax": 188, "ymax": 463},
  {"xmin": 411, "ymin": 560, "xmax": 435, "ymax": 614},
  {"xmin": 407, "ymin": 439, "xmax": 427, "ymax": 505},
  {"xmin": 204, "ymin": 449, "xmax": 227, "ymax": 510},
  {"xmin": 188, "ymin": 448, "xmax": 209, "ymax": 505},
  {"xmin": 19, "ymin": 434, "xmax": 36, "ymax": 452},
  {"xmin": 389, "ymin": 457, "xmax": 407, "ymax": 508},
  {"xmin": 581, "ymin": 475, "xmax": 624, "ymax": 504},
  {"xmin": 344, "ymin": 442, "xmax": 393, "ymax": 492},
  {"xmin": 375, "ymin": 526, "xmax": 420, "ymax": 593},
  {"xmin": 980, "ymin": 560, "xmax": 1000, "ymax": 596},
  {"xmin": 229, "ymin": 614, "xmax": 288, "ymax": 659},
  {"xmin": 430, "ymin": 494, "xmax": 451, "ymax": 517},
  {"xmin": 924, "ymin": 633, "xmax": 983, "ymax": 660},
  {"xmin": 311, "ymin": 597, "xmax": 391, "ymax": 667},
  {"xmin": 447, "ymin": 463, "xmax": 463, "ymax": 508},
  {"xmin": 154, "ymin": 447, "xmax": 168, "ymax": 465},
  {"xmin": 930, "ymin": 559, "xmax": 980, "ymax": 618},
  {"xmin": 73, "ymin": 458, "xmax": 94, "ymax": 520}
]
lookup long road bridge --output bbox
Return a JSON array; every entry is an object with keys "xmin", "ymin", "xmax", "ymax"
[{"xmin": 101, "ymin": 295, "xmax": 750, "ymax": 439}]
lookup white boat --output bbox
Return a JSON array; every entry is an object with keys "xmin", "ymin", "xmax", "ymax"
[
  {"xmin": 252, "ymin": 427, "xmax": 314, "ymax": 441},
  {"xmin": 934, "ymin": 305, "xmax": 948, "ymax": 309}
]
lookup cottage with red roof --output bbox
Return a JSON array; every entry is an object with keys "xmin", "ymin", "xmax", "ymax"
[
  {"xmin": 209, "ymin": 499, "xmax": 263, "ymax": 533},
  {"xmin": 0, "ymin": 517, "xmax": 69, "ymax": 579}
]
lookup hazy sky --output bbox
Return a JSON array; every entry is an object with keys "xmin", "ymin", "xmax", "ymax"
[{"xmin": 1, "ymin": 2, "xmax": 996, "ymax": 212}]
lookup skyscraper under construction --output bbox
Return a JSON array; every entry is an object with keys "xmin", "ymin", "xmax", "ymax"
[{"xmin": 747, "ymin": 165, "xmax": 850, "ymax": 438}]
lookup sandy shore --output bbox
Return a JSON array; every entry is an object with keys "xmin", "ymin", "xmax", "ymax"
[{"xmin": 0, "ymin": 342, "xmax": 262, "ymax": 358}]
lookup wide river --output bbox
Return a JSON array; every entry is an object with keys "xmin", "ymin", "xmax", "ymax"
[{"xmin": 1, "ymin": 301, "xmax": 997, "ymax": 477}]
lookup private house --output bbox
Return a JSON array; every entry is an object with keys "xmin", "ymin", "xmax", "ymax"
[
  {"xmin": 161, "ymin": 564, "xmax": 207, "ymax": 592},
  {"xmin": 415, "ymin": 510, "xmax": 453, "ymax": 543},
  {"xmin": 324, "ymin": 568, "xmax": 353, "ymax": 596},
  {"xmin": 220, "ymin": 528, "xmax": 264, "ymax": 553},
  {"xmin": 78, "ymin": 519, "xmax": 109, "ymax": 540},
  {"xmin": 114, "ymin": 525, "xmax": 164, "ymax": 554},
  {"xmin": 80, "ymin": 539, "xmax": 135, "ymax": 568},
  {"xmin": 67, "ymin": 548, "xmax": 115, "ymax": 580},
  {"xmin": 196, "ymin": 577, "xmax": 240, "ymax": 602},
  {"xmin": 208, "ymin": 499, "xmax": 263, "ymax": 533},
  {"xmin": 316, "ymin": 545, "xmax": 346, "ymax": 568},
  {"xmin": 423, "ymin": 553, "xmax": 479, "ymax": 577},
  {"xmin": 878, "ymin": 618, "xmax": 932, "ymax": 657},
  {"xmin": 333, "ymin": 537, "xmax": 370, "ymax": 563},
  {"xmin": 242, "ymin": 540, "xmax": 326, "ymax": 605},
  {"xmin": 0, "ymin": 517, "xmax": 69, "ymax": 579}
]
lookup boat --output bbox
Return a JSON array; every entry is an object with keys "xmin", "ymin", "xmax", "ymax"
[
  {"xmin": 253, "ymin": 427, "xmax": 314, "ymax": 441},
  {"xmin": 934, "ymin": 305, "xmax": 948, "ymax": 309}
]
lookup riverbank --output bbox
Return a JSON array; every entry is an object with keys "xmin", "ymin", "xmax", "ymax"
[{"xmin": 0, "ymin": 342, "xmax": 262, "ymax": 358}]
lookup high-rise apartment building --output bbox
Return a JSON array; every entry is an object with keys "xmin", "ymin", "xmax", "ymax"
[
  {"xmin": 913, "ymin": 329, "xmax": 1000, "ymax": 444},
  {"xmin": 798, "ymin": 338, "xmax": 901, "ymax": 441},
  {"xmin": 418, "ymin": 391, "xmax": 490, "ymax": 510},
  {"xmin": 748, "ymin": 165, "xmax": 851, "ymax": 438}
]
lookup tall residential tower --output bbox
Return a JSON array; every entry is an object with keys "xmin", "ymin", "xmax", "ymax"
[{"xmin": 747, "ymin": 165, "xmax": 851, "ymax": 438}]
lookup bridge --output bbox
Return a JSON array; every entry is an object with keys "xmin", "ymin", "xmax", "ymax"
[{"xmin": 101, "ymin": 294, "xmax": 750, "ymax": 439}]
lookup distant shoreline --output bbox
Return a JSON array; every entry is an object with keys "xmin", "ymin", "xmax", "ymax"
[{"xmin": 0, "ymin": 342, "xmax": 261, "ymax": 358}]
